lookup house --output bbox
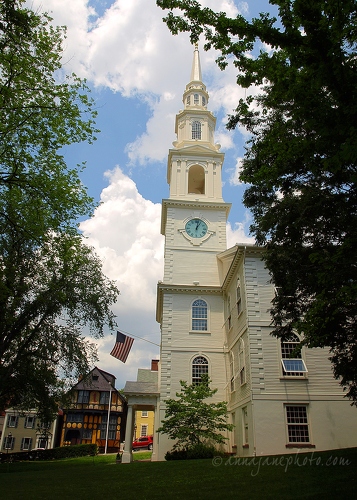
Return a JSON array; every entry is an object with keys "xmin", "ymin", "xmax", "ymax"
[
  {"xmin": 59, "ymin": 367, "xmax": 127, "ymax": 453},
  {"xmin": 123, "ymin": 45, "xmax": 357, "ymax": 462},
  {"xmin": 0, "ymin": 409, "xmax": 58, "ymax": 453},
  {"xmin": 133, "ymin": 363, "xmax": 158, "ymax": 440}
]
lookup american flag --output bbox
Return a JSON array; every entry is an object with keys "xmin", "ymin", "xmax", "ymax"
[{"xmin": 110, "ymin": 331, "xmax": 134, "ymax": 363}]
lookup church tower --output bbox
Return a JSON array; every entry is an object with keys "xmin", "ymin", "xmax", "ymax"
[
  {"xmin": 133, "ymin": 44, "xmax": 357, "ymax": 463},
  {"xmin": 155, "ymin": 46, "xmax": 230, "ymax": 460}
]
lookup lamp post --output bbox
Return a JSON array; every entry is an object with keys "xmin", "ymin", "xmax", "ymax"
[
  {"xmin": 6, "ymin": 432, "xmax": 12, "ymax": 472},
  {"xmin": 6, "ymin": 432, "xmax": 12, "ymax": 459},
  {"xmin": 104, "ymin": 382, "xmax": 112, "ymax": 454}
]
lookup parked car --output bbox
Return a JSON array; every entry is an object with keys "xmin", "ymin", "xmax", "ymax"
[{"xmin": 132, "ymin": 435, "xmax": 153, "ymax": 451}]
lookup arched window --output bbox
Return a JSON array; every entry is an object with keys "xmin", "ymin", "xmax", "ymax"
[
  {"xmin": 194, "ymin": 93, "xmax": 199, "ymax": 104},
  {"xmin": 186, "ymin": 95, "xmax": 191, "ymax": 105},
  {"xmin": 238, "ymin": 338, "xmax": 246, "ymax": 385},
  {"xmin": 192, "ymin": 356, "xmax": 209, "ymax": 385},
  {"xmin": 202, "ymin": 96, "xmax": 206, "ymax": 106},
  {"xmin": 192, "ymin": 120, "xmax": 201, "ymax": 140},
  {"xmin": 188, "ymin": 164, "xmax": 205, "ymax": 194},
  {"xmin": 192, "ymin": 299, "xmax": 207, "ymax": 331},
  {"xmin": 281, "ymin": 334, "xmax": 307, "ymax": 377}
]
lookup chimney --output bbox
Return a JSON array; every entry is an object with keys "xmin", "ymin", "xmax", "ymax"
[{"xmin": 151, "ymin": 360, "xmax": 159, "ymax": 371}]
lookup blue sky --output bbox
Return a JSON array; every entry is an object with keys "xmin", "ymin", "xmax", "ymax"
[{"xmin": 28, "ymin": 0, "xmax": 274, "ymax": 388}]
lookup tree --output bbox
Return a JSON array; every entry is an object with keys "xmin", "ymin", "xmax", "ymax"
[
  {"xmin": 157, "ymin": 1, "xmax": 357, "ymax": 404},
  {"xmin": 158, "ymin": 375, "xmax": 233, "ymax": 451},
  {"xmin": 0, "ymin": 0, "xmax": 119, "ymax": 421},
  {"xmin": 0, "ymin": 0, "xmax": 97, "ymax": 236}
]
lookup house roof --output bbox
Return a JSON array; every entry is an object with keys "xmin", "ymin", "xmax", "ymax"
[
  {"xmin": 123, "ymin": 381, "xmax": 159, "ymax": 396},
  {"xmin": 72, "ymin": 366, "xmax": 118, "ymax": 393}
]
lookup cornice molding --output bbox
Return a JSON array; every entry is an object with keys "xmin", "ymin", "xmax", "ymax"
[
  {"xmin": 156, "ymin": 282, "xmax": 222, "ymax": 322},
  {"xmin": 161, "ymin": 198, "xmax": 231, "ymax": 235}
]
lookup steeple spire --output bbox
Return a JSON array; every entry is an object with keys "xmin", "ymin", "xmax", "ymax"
[
  {"xmin": 183, "ymin": 44, "xmax": 208, "ymax": 111},
  {"xmin": 190, "ymin": 43, "xmax": 202, "ymax": 82}
]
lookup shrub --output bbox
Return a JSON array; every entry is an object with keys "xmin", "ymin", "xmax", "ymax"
[
  {"xmin": 165, "ymin": 443, "xmax": 223, "ymax": 461},
  {"xmin": 50, "ymin": 444, "xmax": 98, "ymax": 460}
]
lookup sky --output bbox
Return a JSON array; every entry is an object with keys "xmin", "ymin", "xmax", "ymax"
[{"xmin": 28, "ymin": 0, "xmax": 275, "ymax": 389}]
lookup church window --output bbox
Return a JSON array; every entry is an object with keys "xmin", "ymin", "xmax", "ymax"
[
  {"xmin": 281, "ymin": 334, "xmax": 307, "ymax": 377},
  {"xmin": 285, "ymin": 405, "xmax": 310, "ymax": 443},
  {"xmin": 242, "ymin": 407, "xmax": 249, "ymax": 446},
  {"xmin": 192, "ymin": 299, "xmax": 207, "ymax": 331},
  {"xmin": 194, "ymin": 93, "xmax": 199, "ymax": 104},
  {"xmin": 230, "ymin": 352, "xmax": 235, "ymax": 392},
  {"xmin": 226, "ymin": 295, "xmax": 232, "ymax": 330},
  {"xmin": 192, "ymin": 120, "xmax": 201, "ymax": 140},
  {"xmin": 236, "ymin": 278, "xmax": 242, "ymax": 315},
  {"xmin": 187, "ymin": 95, "xmax": 191, "ymax": 105},
  {"xmin": 192, "ymin": 356, "xmax": 209, "ymax": 385},
  {"xmin": 238, "ymin": 338, "xmax": 246, "ymax": 385},
  {"xmin": 202, "ymin": 96, "xmax": 206, "ymax": 106}
]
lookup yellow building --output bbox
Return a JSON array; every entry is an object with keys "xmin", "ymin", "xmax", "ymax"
[{"xmin": 134, "ymin": 409, "xmax": 154, "ymax": 439}]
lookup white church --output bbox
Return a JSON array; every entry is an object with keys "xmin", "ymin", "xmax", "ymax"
[{"xmin": 122, "ymin": 46, "xmax": 357, "ymax": 462}]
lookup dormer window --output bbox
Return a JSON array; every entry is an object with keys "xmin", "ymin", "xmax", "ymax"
[{"xmin": 192, "ymin": 121, "xmax": 201, "ymax": 140}]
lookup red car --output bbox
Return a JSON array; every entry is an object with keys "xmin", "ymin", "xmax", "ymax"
[{"xmin": 132, "ymin": 435, "xmax": 153, "ymax": 451}]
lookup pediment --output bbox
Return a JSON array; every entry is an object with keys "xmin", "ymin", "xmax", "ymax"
[{"xmin": 170, "ymin": 142, "xmax": 223, "ymax": 157}]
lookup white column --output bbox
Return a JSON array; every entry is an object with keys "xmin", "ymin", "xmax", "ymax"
[{"xmin": 121, "ymin": 404, "xmax": 134, "ymax": 464}]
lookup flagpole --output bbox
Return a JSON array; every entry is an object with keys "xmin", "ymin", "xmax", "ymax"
[
  {"xmin": 119, "ymin": 330, "xmax": 160, "ymax": 347},
  {"xmin": 104, "ymin": 382, "xmax": 112, "ymax": 454}
]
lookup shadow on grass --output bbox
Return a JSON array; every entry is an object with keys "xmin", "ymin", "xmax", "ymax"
[{"xmin": 1, "ymin": 447, "xmax": 356, "ymax": 499}]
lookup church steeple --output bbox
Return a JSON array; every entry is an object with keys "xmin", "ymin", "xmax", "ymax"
[
  {"xmin": 172, "ymin": 45, "xmax": 217, "ymax": 154},
  {"xmin": 166, "ymin": 44, "xmax": 225, "ymax": 203},
  {"xmin": 190, "ymin": 43, "xmax": 202, "ymax": 82},
  {"xmin": 182, "ymin": 44, "xmax": 209, "ymax": 112}
]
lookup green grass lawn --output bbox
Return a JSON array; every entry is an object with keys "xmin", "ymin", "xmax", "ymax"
[{"xmin": 1, "ymin": 448, "xmax": 356, "ymax": 499}]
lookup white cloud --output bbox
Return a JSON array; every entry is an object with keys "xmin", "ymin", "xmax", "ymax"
[
  {"xmin": 81, "ymin": 167, "xmax": 164, "ymax": 309},
  {"xmin": 80, "ymin": 167, "xmax": 164, "ymax": 386},
  {"xmin": 226, "ymin": 215, "xmax": 255, "ymax": 248},
  {"xmin": 30, "ymin": 0, "xmax": 248, "ymax": 166},
  {"xmin": 25, "ymin": 0, "xmax": 258, "ymax": 387},
  {"xmin": 229, "ymin": 156, "xmax": 245, "ymax": 186}
]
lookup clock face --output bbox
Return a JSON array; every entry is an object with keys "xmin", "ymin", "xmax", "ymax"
[{"xmin": 185, "ymin": 218, "xmax": 208, "ymax": 238}]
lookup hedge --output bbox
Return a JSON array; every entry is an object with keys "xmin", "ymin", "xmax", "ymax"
[{"xmin": 0, "ymin": 444, "xmax": 98, "ymax": 462}]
